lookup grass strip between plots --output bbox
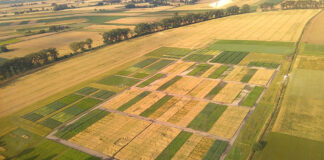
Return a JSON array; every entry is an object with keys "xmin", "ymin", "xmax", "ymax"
[
  {"xmin": 187, "ymin": 103, "xmax": 227, "ymax": 132},
  {"xmin": 55, "ymin": 109, "xmax": 109, "ymax": 140},
  {"xmin": 208, "ymin": 65, "xmax": 229, "ymax": 79},
  {"xmin": 157, "ymin": 76, "xmax": 182, "ymax": 91},
  {"xmin": 137, "ymin": 73, "xmax": 165, "ymax": 88},
  {"xmin": 140, "ymin": 95, "xmax": 173, "ymax": 117},
  {"xmin": 205, "ymin": 82, "xmax": 227, "ymax": 99},
  {"xmin": 155, "ymin": 131, "xmax": 193, "ymax": 160},
  {"xmin": 117, "ymin": 91, "xmax": 151, "ymax": 111},
  {"xmin": 188, "ymin": 64, "xmax": 213, "ymax": 76},
  {"xmin": 203, "ymin": 140, "xmax": 229, "ymax": 160},
  {"xmin": 241, "ymin": 86, "xmax": 264, "ymax": 107},
  {"xmin": 240, "ymin": 69, "xmax": 257, "ymax": 83}
]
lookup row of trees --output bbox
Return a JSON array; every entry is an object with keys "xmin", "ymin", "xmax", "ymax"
[
  {"xmin": 0, "ymin": 48, "xmax": 58, "ymax": 80},
  {"xmin": 102, "ymin": 29, "xmax": 131, "ymax": 44},
  {"xmin": 69, "ymin": 39, "xmax": 93, "ymax": 53},
  {"xmin": 281, "ymin": 0, "xmax": 324, "ymax": 9},
  {"xmin": 260, "ymin": 2, "xmax": 275, "ymax": 11},
  {"xmin": 0, "ymin": 45, "xmax": 9, "ymax": 53}
]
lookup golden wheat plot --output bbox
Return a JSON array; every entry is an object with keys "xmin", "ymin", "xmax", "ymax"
[
  {"xmin": 171, "ymin": 134, "xmax": 203, "ymax": 160},
  {"xmin": 249, "ymin": 69, "xmax": 275, "ymax": 86},
  {"xmin": 115, "ymin": 124, "xmax": 181, "ymax": 160},
  {"xmin": 161, "ymin": 61, "xmax": 195, "ymax": 74},
  {"xmin": 165, "ymin": 76, "xmax": 202, "ymax": 95},
  {"xmin": 187, "ymin": 137, "xmax": 214, "ymax": 160},
  {"xmin": 69, "ymin": 113, "xmax": 151, "ymax": 156},
  {"xmin": 201, "ymin": 64, "xmax": 222, "ymax": 78},
  {"xmin": 148, "ymin": 74, "xmax": 176, "ymax": 90},
  {"xmin": 149, "ymin": 96, "xmax": 182, "ymax": 119},
  {"xmin": 213, "ymin": 83, "xmax": 246, "ymax": 104},
  {"xmin": 188, "ymin": 79, "xmax": 220, "ymax": 98},
  {"xmin": 209, "ymin": 106, "xmax": 249, "ymax": 139},
  {"xmin": 224, "ymin": 66, "xmax": 249, "ymax": 82},
  {"xmin": 157, "ymin": 97, "xmax": 191, "ymax": 122},
  {"xmin": 101, "ymin": 88, "xmax": 142, "ymax": 110},
  {"xmin": 169, "ymin": 100, "xmax": 208, "ymax": 127},
  {"xmin": 124, "ymin": 92, "xmax": 166, "ymax": 115}
]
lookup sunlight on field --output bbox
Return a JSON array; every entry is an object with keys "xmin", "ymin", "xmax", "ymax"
[{"xmin": 209, "ymin": 0, "xmax": 233, "ymax": 8}]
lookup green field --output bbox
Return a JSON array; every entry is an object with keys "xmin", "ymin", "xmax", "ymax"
[
  {"xmin": 210, "ymin": 51, "xmax": 249, "ymax": 64},
  {"xmin": 187, "ymin": 103, "xmax": 227, "ymax": 132},
  {"xmin": 247, "ymin": 62, "xmax": 280, "ymax": 69},
  {"xmin": 300, "ymin": 43, "xmax": 324, "ymax": 56},
  {"xmin": 241, "ymin": 86, "xmax": 264, "ymax": 107},
  {"xmin": 203, "ymin": 140, "xmax": 229, "ymax": 160},
  {"xmin": 208, "ymin": 65, "xmax": 229, "ymax": 79},
  {"xmin": 117, "ymin": 91, "xmax": 151, "ymax": 111},
  {"xmin": 99, "ymin": 75, "xmax": 140, "ymax": 88},
  {"xmin": 187, "ymin": 64, "xmax": 213, "ymax": 76},
  {"xmin": 55, "ymin": 109, "xmax": 109, "ymax": 140},
  {"xmin": 157, "ymin": 76, "xmax": 182, "ymax": 91},
  {"xmin": 146, "ymin": 47, "xmax": 192, "ymax": 59},
  {"xmin": 75, "ymin": 87, "xmax": 98, "ymax": 95},
  {"xmin": 205, "ymin": 82, "xmax": 227, "ymax": 99},
  {"xmin": 183, "ymin": 54, "xmax": 214, "ymax": 62},
  {"xmin": 117, "ymin": 58, "xmax": 159, "ymax": 76},
  {"xmin": 140, "ymin": 95, "xmax": 173, "ymax": 117},
  {"xmin": 240, "ymin": 69, "xmax": 257, "ymax": 83},
  {"xmin": 208, "ymin": 40, "xmax": 295, "ymax": 55},
  {"xmin": 131, "ymin": 59, "xmax": 174, "ymax": 78},
  {"xmin": 137, "ymin": 73, "xmax": 165, "ymax": 88},
  {"xmin": 91, "ymin": 90, "xmax": 115, "ymax": 100}
]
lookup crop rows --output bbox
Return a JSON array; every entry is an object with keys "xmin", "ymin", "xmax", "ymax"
[
  {"xmin": 183, "ymin": 54, "xmax": 214, "ymax": 62},
  {"xmin": 131, "ymin": 59, "xmax": 174, "ymax": 78},
  {"xmin": 146, "ymin": 47, "xmax": 192, "ymax": 59},
  {"xmin": 188, "ymin": 64, "xmax": 213, "ymax": 76},
  {"xmin": 75, "ymin": 87, "xmax": 98, "ymax": 96},
  {"xmin": 99, "ymin": 75, "xmax": 140, "ymax": 88},
  {"xmin": 248, "ymin": 61, "xmax": 280, "ymax": 69},
  {"xmin": 210, "ymin": 51, "xmax": 249, "ymax": 64},
  {"xmin": 117, "ymin": 58, "xmax": 158, "ymax": 76}
]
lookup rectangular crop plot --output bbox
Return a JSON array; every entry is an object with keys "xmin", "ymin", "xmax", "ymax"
[
  {"xmin": 249, "ymin": 69, "xmax": 276, "ymax": 85},
  {"xmin": 188, "ymin": 79, "xmax": 221, "ymax": 98},
  {"xmin": 187, "ymin": 64, "xmax": 213, "ymax": 77},
  {"xmin": 137, "ymin": 73, "xmax": 165, "ymax": 88},
  {"xmin": 124, "ymin": 92, "xmax": 166, "ymax": 115},
  {"xmin": 208, "ymin": 65, "xmax": 230, "ymax": 79},
  {"xmin": 91, "ymin": 90, "xmax": 115, "ymax": 100},
  {"xmin": 22, "ymin": 94, "xmax": 84, "ymax": 122},
  {"xmin": 241, "ymin": 86, "xmax": 264, "ymax": 107},
  {"xmin": 210, "ymin": 51, "xmax": 249, "ymax": 64},
  {"xmin": 117, "ymin": 58, "xmax": 158, "ymax": 76},
  {"xmin": 140, "ymin": 95, "xmax": 173, "ymax": 117},
  {"xmin": 101, "ymin": 88, "xmax": 143, "ymax": 110},
  {"xmin": 164, "ymin": 76, "xmax": 202, "ymax": 95},
  {"xmin": 183, "ymin": 54, "xmax": 214, "ymax": 62},
  {"xmin": 157, "ymin": 76, "xmax": 182, "ymax": 91},
  {"xmin": 204, "ymin": 82, "xmax": 227, "ymax": 100},
  {"xmin": 161, "ymin": 61, "xmax": 195, "ymax": 74},
  {"xmin": 146, "ymin": 47, "xmax": 192, "ymax": 59},
  {"xmin": 224, "ymin": 66, "xmax": 250, "ymax": 82},
  {"xmin": 117, "ymin": 91, "xmax": 151, "ymax": 112},
  {"xmin": 75, "ymin": 87, "xmax": 98, "ymax": 96},
  {"xmin": 131, "ymin": 59, "xmax": 173, "ymax": 78},
  {"xmin": 98, "ymin": 75, "xmax": 140, "ymax": 88},
  {"xmin": 209, "ymin": 106, "xmax": 249, "ymax": 139},
  {"xmin": 213, "ymin": 83, "xmax": 246, "ymax": 104},
  {"xmin": 248, "ymin": 61, "xmax": 280, "ymax": 69},
  {"xmin": 187, "ymin": 103, "xmax": 227, "ymax": 132},
  {"xmin": 240, "ymin": 69, "xmax": 258, "ymax": 83}
]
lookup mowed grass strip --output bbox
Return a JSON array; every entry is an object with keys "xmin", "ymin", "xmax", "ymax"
[
  {"xmin": 187, "ymin": 103, "xmax": 227, "ymax": 132},
  {"xmin": 99, "ymin": 75, "xmax": 140, "ymax": 88},
  {"xmin": 91, "ymin": 90, "xmax": 115, "ymax": 100},
  {"xmin": 146, "ymin": 47, "xmax": 192, "ymax": 59},
  {"xmin": 241, "ymin": 86, "xmax": 264, "ymax": 107},
  {"xmin": 202, "ymin": 140, "xmax": 228, "ymax": 160},
  {"xmin": 157, "ymin": 76, "xmax": 182, "ymax": 91},
  {"xmin": 247, "ymin": 61, "xmax": 280, "ymax": 69},
  {"xmin": 155, "ymin": 131, "xmax": 193, "ymax": 160},
  {"xmin": 55, "ymin": 109, "xmax": 109, "ymax": 140},
  {"xmin": 205, "ymin": 82, "xmax": 227, "ymax": 99},
  {"xmin": 240, "ymin": 69, "xmax": 257, "ymax": 83},
  {"xmin": 183, "ymin": 54, "xmax": 214, "ymax": 62},
  {"xmin": 208, "ymin": 65, "xmax": 229, "ymax": 79},
  {"xmin": 75, "ymin": 87, "xmax": 98, "ymax": 96},
  {"xmin": 210, "ymin": 51, "xmax": 249, "ymax": 64},
  {"xmin": 188, "ymin": 64, "xmax": 213, "ymax": 77},
  {"xmin": 117, "ymin": 58, "xmax": 158, "ymax": 76},
  {"xmin": 22, "ymin": 94, "xmax": 84, "ymax": 122},
  {"xmin": 140, "ymin": 95, "xmax": 173, "ymax": 117},
  {"xmin": 137, "ymin": 73, "xmax": 165, "ymax": 88},
  {"xmin": 132, "ymin": 59, "xmax": 174, "ymax": 79},
  {"xmin": 117, "ymin": 91, "xmax": 151, "ymax": 111}
]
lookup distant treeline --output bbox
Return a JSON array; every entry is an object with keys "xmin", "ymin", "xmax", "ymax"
[{"xmin": 281, "ymin": 0, "xmax": 324, "ymax": 9}]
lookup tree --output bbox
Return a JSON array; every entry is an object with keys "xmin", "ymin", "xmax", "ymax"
[
  {"xmin": 0, "ymin": 45, "xmax": 9, "ymax": 53},
  {"xmin": 70, "ymin": 42, "xmax": 80, "ymax": 53},
  {"xmin": 85, "ymin": 38, "xmax": 93, "ymax": 49},
  {"xmin": 125, "ymin": 3, "xmax": 136, "ymax": 8},
  {"xmin": 226, "ymin": 5, "xmax": 240, "ymax": 15},
  {"xmin": 240, "ymin": 4, "xmax": 250, "ymax": 13}
]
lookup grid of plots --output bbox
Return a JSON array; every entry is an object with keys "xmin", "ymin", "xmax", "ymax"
[{"xmin": 50, "ymin": 48, "xmax": 278, "ymax": 160}]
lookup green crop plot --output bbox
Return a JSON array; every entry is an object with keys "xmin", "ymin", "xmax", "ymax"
[
  {"xmin": 187, "ymin": 64, "xmax": 213, "ymax": 76},
  {"xmin": 55, "ymin": 148, "xmax": 100, "ymax": 160},
  {"xmin": 140, "ymin": 95, "xmax": 173, "ymax": 117},
  {"xmin": 155, "ymin": 131, "xmax": 193, "ymax": 160},
  {"xmin": 241, "ymin": 86, "xmax": 264, "ymax": 107},
  {"xmin": 146, "ymin": 47, "xmax": 192, "ymax": 59},
  {"xmin": 99, "ymin": 75, "xmax": 140, "ymax": 88},
  {"xmin": 300, "ymin": 43, "xmax": 324, "ymax": 56},
  {"xmin": 40, "ymin": 118, "xmax": 62, "ymax": 129},
  {"xmin": 91, "ymin": 90, "xmax": 115, "ymax": 100},
  {"xmin": 22, "ymin": 94, "xmax": 84, "ymax": 122},
  {"xmin": 0, "ymin": 128, "xmax": 42, "ymax": 158},
  {"xmin": 183, "ymin": 54, "xmax": 214, "ymax": 62},
  {"xmin": 137, "ymin": 73, "xmax": 165, "ymax": 88},
  {"xmin": 157, "ymin": 76, "xmax": 182, "ymax": 91},
  {"xmin": 205, "ymin": 82, "xmax": 227, "ymax": 99},
  {"xmin": 0, "ymin": 22, "xmax": 11, "ymax": 26},
  {"xmin": 55, "ymin": 109, "xmax": 109, "ymax": 140},
  {"xmin": 240, "ymin": 69, "xmax": 257, "ymax": 82},
  {"xmin": 208, "ymin": 65, "xmax": 229, "ymax": 79},
  {"xmin": 75, "ymin": 87, "xmax": 98, "ymax": 95},
  {"xmin": 187, "ymin": 103, "xmax": 227, "ymax": 132},
  {"xmin": 132, "ymin": 59, "xmax": 174, "ymax": 78},
  {"xmin": 247, "ymin": 62, "xmax": 279, "ymax": 69},
  {"xmin": 210, "ymin": 51, "xmax": 249, "ymax": 64},
  {"xmin": 203, "ymin": 140, "xmax": 228, "ymax": 160},
  {"xmin": 117, "ymin": 91, "xmax": 151, "ymax": 111},
  {"xmin": 19, "ymin": 21, "xmax": 29, "ymax": 25},
  {"xmin": 117, "ymin": 58, "xmax": 159, "ymax": 76}
]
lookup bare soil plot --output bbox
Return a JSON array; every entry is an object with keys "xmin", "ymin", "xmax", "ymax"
[
  {"xmin": 248, "ymin": 69, "xmax": 275, "ymax": 86},
  {"xmin": 302, "ymin": 10, "xmax": 324, "ymax": 45},
  {"xmin": 213, "ymin": 82, "xmax": 245, "ymax": 103}
]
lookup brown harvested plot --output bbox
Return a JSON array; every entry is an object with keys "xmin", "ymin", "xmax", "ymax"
[
  {"xmin": 147, "ymin": 74, "xmax": 176, "ymax": 90},
  {"xmin": 188, "ymin": 79, "xmax": 221, "ymax": 98},
  {"xmin": 164, "ymin": 76, "xmax": 202, "ymax": 95},
  {"xmin": 302, "ymin": 10, "xmax": 324, "ymax": 44},
  {"xmin": 201, "ymin": 64, "xmax": 222, "ymax": 78},
  {"xmin": 101, "ymin": 88, "xmax": 142, "ymax": 110},
  {"xmin": 209, "ymin": 106, "xmax": 249, "ymax": 139},
  {"xmin": 69, "ymin": 113, "xmax": 150, "ymax": 156},
  {"xmin": 213, "ymin": 83, "xmax": 245, "ymax": 104},
  {"xmin": 106, "ymin": 17, "xmax": 166, "ymax": 24},
  {"xmin": 224, "ymin": 66, "xmax": 249, "ymax": 82},
  {"xmin": 249, "ymin": 69, "xmax": 275, "ymax": 85},
  {"xmin": 124, "ymin": 92, "xmax": 166, "ymax": 115},
  {"xmin": 115, "ymin": 124, "xmax": 181, "ymax": 160},
  {"xmin": 161, "ymin": 61, "xmax": 195, "ymax": 74}
]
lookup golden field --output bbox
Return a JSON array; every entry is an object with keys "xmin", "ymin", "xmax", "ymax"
[
  {"xmin": 188, "ymin": 79, "xmax": 220, "ymax": 98},
  {"xmin": 213, "ymin": 83, "xmax": 246, "ymax": 103},
  {"xmin": 161, "ymin": 61, "xmax": 195, "ymax": 74},
  {"xmin": 164, "ymin": 76, "xmax": 202, "ymax": 95},
  {"xmin": 249, "ymin": 69, "xmax": 276, "ymax": 86}
]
